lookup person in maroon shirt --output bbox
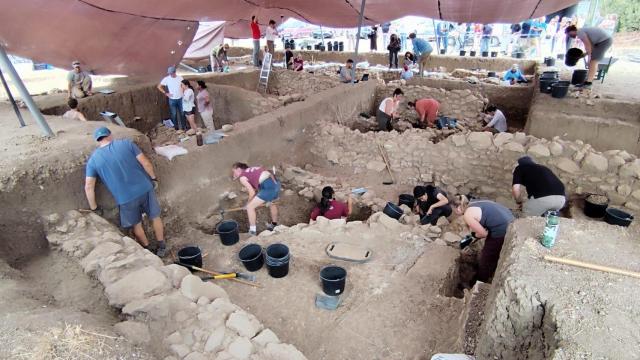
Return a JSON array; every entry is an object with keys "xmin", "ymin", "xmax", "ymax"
[
  {"xmin": 310, "ymin": 186, "xmax": 353, "ymax": 221},
  {"xmin": 232, "ymin": 162, "xmax": 281, "ymax": 235},
  {"xmin": 250, "ymin": 15, "xmax": 261, "ymax": 67}
]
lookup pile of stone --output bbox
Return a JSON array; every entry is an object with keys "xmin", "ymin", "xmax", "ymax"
[
  {"xmin": 45, "ymin": 211, "xmax": 306, "ymax": 360},
  {"xmin": 311, "ymin": 121, "xmax": 640, "ymax": 212}
]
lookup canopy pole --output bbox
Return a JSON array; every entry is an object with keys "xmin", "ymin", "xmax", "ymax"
[
  {"xmin": 352, "ymin": 0, "xmax": 366, "ymax": 83},
  {"xmin": 319, "ymin": 24, "xmax": 326, "ymax": 49},
  {"xmin": 0, "ymin": 46, "xmax": 53, "ymax": 137},
  {"xmin": 0, "ymin": 67, "xmax": 26, "ymax": 127}
]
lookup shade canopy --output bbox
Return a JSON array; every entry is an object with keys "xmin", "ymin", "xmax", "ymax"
[{"xmin": 0, "ymin": 0, "xmax": 577, "ymax": 75}]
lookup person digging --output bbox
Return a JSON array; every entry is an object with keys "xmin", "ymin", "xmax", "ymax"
[
  {"xmin": 232, "ymin": 162, "xmax": 281, "ymax": 235},
  {"xmin": 84, "ymin": 127, "xmax": 166, "ymax": 256},
  {"xmin": 413, "ymin": 185, "xmax": 452, "ymax": 225}
]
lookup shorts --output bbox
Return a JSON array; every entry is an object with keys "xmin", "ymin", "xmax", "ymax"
[
  {"xmin": 257, "ymin": 177, "xmax": 281, "ymax": 202},
  {"xmin": 591, "ymin": 37, "xmax": 612, "ymax": 61},
  {"xmin": 119, "ymin": 190, "xmax": 161, "ymax": 228},
  {"xmin": 183, "ymin": 109, "xmax": 195, "ymax": 116}
]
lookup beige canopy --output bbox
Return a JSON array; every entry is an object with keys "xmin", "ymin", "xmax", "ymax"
[{"xmin": 0, "ymin": 0, "xmax": 576, "ymax": 75}]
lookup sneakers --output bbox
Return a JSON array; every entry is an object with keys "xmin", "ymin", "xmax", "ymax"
[
  {"xmin": 156, "ymin": 241, "xmax": 167, "ymax": 258},
  {"xmin": 266, "ymin": 222, "xmax": 278, "ymax": 231},
  {"xmin": 249, "ymin": 230, "xmax": 257, "ymax": 236}
]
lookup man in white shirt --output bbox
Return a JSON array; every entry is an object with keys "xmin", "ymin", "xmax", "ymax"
[
  {"xmin": 156, "ymin": 66, "xmax": 185, "ymax": 131},
  {"xmin": 266, "ymin": 19, "xmax": 279, "ymax": 56},
  {"xmin": 482, "ymin": 105, "xmax": 507, "ymax": 133}
]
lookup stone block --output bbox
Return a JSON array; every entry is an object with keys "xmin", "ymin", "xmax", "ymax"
[
  {"xmin": 549, "ymin": 142, "xmax": 563, "ymax": 156},
  {"xmin": 442, "ymin": 232, "xmax": 462, "ymax": 245},
  {"xmin": 162, "ymin": 263, "xmax": 192, "ymax": 288},
  {"xmin": 81, "ymin": 241, "xmax": 123, "ymax": 274},
  {"xmin": 252, "ymin": 329, "xmax": 280, "ymax": 347},
  {"xmin": 204, "ymin": 327, "xmax": 226, "ymax": 353},
  {"xmin": 451, "ymin": 134, "xmax": 467, "ymax": 147},
  {"xmin": 105, "ymin": 266, "xmax": 170, "ymax": 307},
  {"xmin": 258, "ymin": 343, "xmax": 306, "ymax": 360},
  {"xmin": 170, "ymin": 344, "xmax": 191, "ymax": 358},
  {"xmin": 502, "ymin": 142, "xmax": 524, "ymax": 153},
  {"xmin": 181, "ymin": 275, "xmax": 229, "ymax": 302},
  {"xmin": 113, "ymin": 321, "xmax": 151, "ymax": 345},
  {"xmin": 619, "ymin": 160, "xmax": 640, "ymax": 179},
  {"xmin": 227, "ymin": 337, "xmax": 254, "ymax": 359},
  {"xmin": 493, "ymin": 132, "xmax": 514, "ymax": 147},
  {"xmin": 226, "ymin": 311, "xmax": 263, "ymax": 338},
  {"xmin": 467, "ymin": 132, "xmax": 493, "ymax": 150},
  {"xmin": 582, "ymin": 153, "xmax": 608, "ymax": 173},
  {"xmin": 527, "ymin": 144, "xmax": 550, "ymax": 158},
  {"xmin": 555, "ymin": 157, "xmax": 581, "ymax": 174}
]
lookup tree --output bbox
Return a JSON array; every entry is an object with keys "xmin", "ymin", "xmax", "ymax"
[{"xmin": 601, "ymin": 0, "xmax": 640, "ymax": 32}]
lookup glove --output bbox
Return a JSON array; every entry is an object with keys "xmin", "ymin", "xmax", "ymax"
[{"xmin": 91, "ymin": 205, "xmax": 104, "ymax": 216}]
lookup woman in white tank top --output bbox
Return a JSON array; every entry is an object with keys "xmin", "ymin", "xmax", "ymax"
[{"xmin": 376, "ymin": 88, "xmax": 404, "ymax": 131}]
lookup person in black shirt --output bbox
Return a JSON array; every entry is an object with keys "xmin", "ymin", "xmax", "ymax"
[
  {"xmin": 512, "ymin": 156, "xmax": 566, "ymax": 216},
  {"xmin": 413, "ymin": 185, "xmax": 452, "ymax": 225}
]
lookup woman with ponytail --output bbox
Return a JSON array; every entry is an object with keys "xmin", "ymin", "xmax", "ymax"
[
  {"xmin": 452, "ymin": 194, "xmax": 514, "ymax": 283},
  {"xmin": 180, "ymin": 79, "xmax": 199, "ymax": 135},
  {"xmin": 310, "ymin": 186, "xmax": 353, "ymax": 221}
]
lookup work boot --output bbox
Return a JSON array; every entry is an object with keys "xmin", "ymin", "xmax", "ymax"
[
  {"xmin": 156, "ymin": 241, "xmax": 167, "ymax": 258},
  {"xmin": 266, "ymin": 222, "xmax": 278, "ymax": 231}
]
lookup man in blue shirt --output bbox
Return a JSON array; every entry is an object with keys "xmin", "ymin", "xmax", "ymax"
[
  {"xmin": 436, "ymin": 21, "xmax": 450, "ymax": 53},
  {"xmin": 85, "ymin": 127, "xmax": 166, "ymax": 256},
  {"xmin": 503, "ymin": 64, "xmax": 527, "ymax": 84},
  {"xmin": 409, "ymin": 33, "xmax": 433, "ymax": 78}
]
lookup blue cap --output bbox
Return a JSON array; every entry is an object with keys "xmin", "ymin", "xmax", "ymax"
[
  {"xmin": 167, "ymin": 66, "xmax": 176, "ymax": 74},
  {"xmin": 93, "ymin": 126, "xmax": 111, "ymax": 141}
]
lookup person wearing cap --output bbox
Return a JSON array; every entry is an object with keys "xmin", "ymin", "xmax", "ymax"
[
  {"xmin": 67, "ymin": 61, "xmax": 93, "ymax": 99},
  {"xmin": 565, "ymin": 25, "xmax": 613, "ymax": 87},
  {"xmin": 503, "ymin": 64, "xmax": 527, "ymax": 85},
  {"xmin": 157, "ymin": 66, "xmax": 185, "ymax": 132},
  {"xmin": 512, "ymin": 156, "xmax": 566, "ymax": 216},
  {"xmin": 210, "ymin": 43, "xmax": 230, "ymax": 72},
  {"xmin": 84, "ymin": 127, "xmax": 167, "ymax": 256},
  {"xmin": 408, "ymin": 33, "xmax": 433, "ymax": 78}
]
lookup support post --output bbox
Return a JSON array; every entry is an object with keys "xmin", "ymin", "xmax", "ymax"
[
  {"xmin": 0, "ymin": 67, "xmax": 26, "ymax": 127},
  {"xmin": 352, "ymin": 0, "xmax": 366, "ymax": 83},
  {"xmin": 0, "ymin": 46, "xmax": 54, "ymax": 137}
]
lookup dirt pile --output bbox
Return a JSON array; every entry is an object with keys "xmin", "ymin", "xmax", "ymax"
[
  {"xmin": 270, "ymin": 69, "xmax": 341, "ymax": 98},
  {"xmin": 45, "ymin": 210, "xmax": 306, "ymax": 360}
]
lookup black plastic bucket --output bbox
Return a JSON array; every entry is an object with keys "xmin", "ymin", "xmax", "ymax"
[
  {"xmin": 459, "ymin": 50, "xmax": 466, "ymax": 56},
  {"xmin": 383, "ymin": 202, "xmax": 403, "ymax": 220},
  {"xmin": 488, "ymin": 71, "xmax": 496, "ymax": 78},
  {"xmin": 481, "ymin": 51, "xmax": 489, "ymax": 57},
  {"xmin": 320, "ymin": 265, "xmax": 347, "ymax": 296},
  {"xmin": 551, "ymin": 81, "xmax": 570, "ymax": 99},
  {"xmin": 605, "ymin": 208, "xmax": 634, "ymax": 227},
  {"xmin": 239, "ymin": 243, "xmax": 264, "ymax": 272},
  {"xmin": 216, "ymin": 220, "xmax": 239, "ymax": 246},
  {"xmin": 398, "ymin": 194, "xmax": 415, "ymax": 208},
  {"xmin": 469, "ymin": 51, "xmax": 476, "ymax": 57},
  {"xmin": 571, "ymin": 69, "xmax": 588, "ymax": 85},
  {"xmin": 565, "ymin": 48, "xmax": 584, "ymax": 66},
  {"xmin": 514, "ymin": 52, "xmax": 525, "ymax": 59},
  {"xmin": 557, "ymin": 53, "xmax": 565, "ymax": 60},
  {"xmin": 491, "ymin": 51, "xmax": 498, "ymax": 58},
  {"xmin": 541, "ymin": 71, "xmax": 559, "ymax": 79},
  {"xmin": 265, "ymin": 243, "xmax": 290, "ymax": 278},
  {"xmin": 540, "ymin": 78, "xmax": 558, "ymax": 93},
  {"xmin": 584, "ymin": 195, "xmax": 609, "ymax": 218},
  {"xmin": 178, "ymin": 246, "xmax": 202, "ymax": 269},
  {"xmin": 440, "ymin": 49, "xmax": 446, "ymax": 55},
  {"xmin": 544, "ymin": 57, "xmax": 556, "ymax": 66}
]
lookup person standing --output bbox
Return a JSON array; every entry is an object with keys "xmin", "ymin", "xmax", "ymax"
[
  {"xmin": 436, "ymin": 21, "xmax": 450, "ymax": 53},
  {"xmin": 369, "ymin": 26, "xmax": 378, "ymax": 51},
  {"xmin": 196, "ymin": 80, "xmax": 214, "ymax": 131},
  {"xmin": 84, "ymin": 127, "xmax": 166, "ymax": 257},
  {"xmin": 407, "ymin": 98, "xmax": 440, "ymax": 127},
  {"xmin": 266, "ymin": 20, "xmax": 279, "ymax": 56},
  {"xmin": 565, "ymin": 25, "xmax": 613, "ymax": 87},
  {"xmin": 387, "ymin": 34, "xmax": 401, "ymax": 68},
  {"xmin": 413, "ymin": 185, "xmax": 452, "ymax": 225},
  {"xmin": 409, "ymin": 33, "xmax": 433, "ymax": 77},
  {"xmin": 512, "ymin": 156, "xmax": 566, "ymax": 216},
  {"xmin": 310, "ymin": 186, "xmax": 353, "ymax": 221},
  {"xmin": 481, "ymin": 24, "xmax": 493, "ymax": 53},
  {"xmin": 376, "ymin": 88, "xmax": 403, "ymax": 131},
  {"xmin": 157, "ymin": 66, "xmax": 185, "ymax": 132},
  {"xmin": 381, "ymin": 22, "xmax": 391, "ymax": 49},
  {"xmin": 251, "ymin": 16, "xmax": 261, "ymax": 67},
  {"xmin": 232, "ymin": 163, "xmax": 280, "ymax": 235},
  {"xmin": 482, "ymin": 105, "xmax": 507, "ymax": 133},
  {"xmin": 453, "ymin": 195, "xmax": 514, "ymax": 283},
  {"xmin": 180, "ymin": 80, "xmax": 198, "ymax": 135},
  {"xmin": 67, "ymin": 61, "xmax": 93, "ymax": 99}
]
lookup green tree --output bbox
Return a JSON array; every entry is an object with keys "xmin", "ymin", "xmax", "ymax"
[{"xmin": 602, "ymin": 0, "xmax": 640, "ymax": 31}]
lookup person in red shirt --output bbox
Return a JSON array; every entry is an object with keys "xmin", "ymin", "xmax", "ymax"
[
  {"xmin": 232, "ymin": 162, "xmax": 280, "ymax": 235},
  {"xmin": 407, "ymin": 98, "xmax": 440, "ymax": 127},
  {"xmin": 250, "ymin": 15, "xmax": 261, "ymax": 67},
  {"xmin": 310, "ymin": 186, "xmax": 353, "ymax": 221}
]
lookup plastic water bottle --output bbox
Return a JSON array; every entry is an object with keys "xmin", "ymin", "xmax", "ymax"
[{"xmin": 541, "ymin": 211, "xmax": 559, "ymax": 248}]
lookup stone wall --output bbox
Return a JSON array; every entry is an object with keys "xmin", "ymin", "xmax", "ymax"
[
  {"xmin": 268, "ymin": 69, "xmax": 341, "ymax": 97},
  {"xmin": 312, "ymin": 122, "xmax": 640, "ymax": 212},
  {"xmin": 45, "ymin": 210, "xmax": 306, "ymax": 360},
  {"xmin": 373, "ymin": 84, "xmax": 488, "ymax": 123}
]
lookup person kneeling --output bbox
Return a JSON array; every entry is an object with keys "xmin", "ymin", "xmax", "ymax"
[
  {"xmin": 414, "ymin": 185, "xmax": 452, "ymax": 225},
  {"xmin": 482, "ymin": 105, "xmax": 507, "ymax": 133},
  {"xmin": 310, "ymin": 186, "xmax": 353, "ymax": 221},
  {"xmin": 512, "ymin": 156, "xmax": 566, "ymax": 216}
]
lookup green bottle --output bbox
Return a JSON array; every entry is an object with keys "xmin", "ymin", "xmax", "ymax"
[{"xmin": 541, "ymin": 211, "xmax": 559, "ymax": 248}]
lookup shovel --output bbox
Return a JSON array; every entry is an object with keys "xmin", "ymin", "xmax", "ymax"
[
  {"xmin": 175, "ymin": 262, "xmax": 262, "ymax": 288},
  {"xmin": 376, "ymin": 140, "xmax": 395, "ymax": 185}
]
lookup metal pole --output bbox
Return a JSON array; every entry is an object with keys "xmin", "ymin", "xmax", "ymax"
[
  {"xmin": 352, "ymin": 0, "xmax": 366, "ymax": 83},
  {"xmin": 319, "ymin": 24, "xmax": 326, "ymax": 49},
  {"xmin": 0, "ymin": 46, "xmax": 54, "ymax": 137},
  {"xmin": 0, "ymin": 67, "xmax": 26, "ymax": 127},
  {"xmin": 432, "ymin": 19, "xmax": 440, "ymax": 53}
]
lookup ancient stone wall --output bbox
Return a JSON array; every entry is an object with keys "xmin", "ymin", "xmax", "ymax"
[
  {"xmin": 268, "ymin": 69, "xmax": 341, "ymax": 97},
  {"xmin": 45, "ymin": 210, "xmax": 306, "ymax": 360},
  {"xmin": 313, "ymin": 123, "xmax": 640, "ymax": 212},
  {"xmin": 373, "ymin": 84, "xmax": 488, "ymax": 124}
]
